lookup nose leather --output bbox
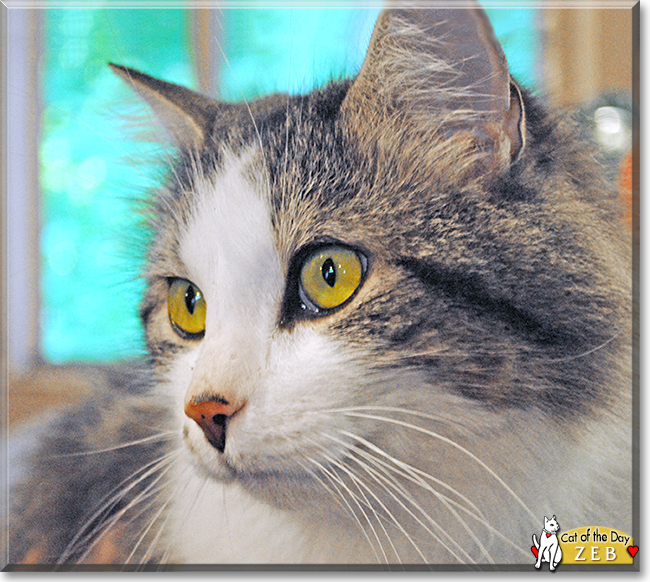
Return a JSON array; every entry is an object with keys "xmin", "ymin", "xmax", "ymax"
[{"xmin": 184, "ymin": 398, "xmax": 243, "ymax": 452}]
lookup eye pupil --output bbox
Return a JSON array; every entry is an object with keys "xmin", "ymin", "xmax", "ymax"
[
  {"xmin": 185, "ymin": 285, "xmax": 196, "ymax": 314},
  {"xmin": 322, "ymin": 258, "xmax": 336, "ymax": 287}
]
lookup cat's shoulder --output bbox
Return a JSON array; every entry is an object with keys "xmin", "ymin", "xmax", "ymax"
[{"xmin": 9, "ymin": 362, "xmax": 169, "ymax": 564}]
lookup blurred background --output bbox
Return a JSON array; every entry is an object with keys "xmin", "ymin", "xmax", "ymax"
[{"xmin": 5, "ymin": 4, "xmax": 635, "ymax": 376}]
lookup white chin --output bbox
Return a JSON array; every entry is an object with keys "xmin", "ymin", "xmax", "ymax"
[{"xmin": 183, "ymin": 424, "xmax": 237, "ymax": 482}]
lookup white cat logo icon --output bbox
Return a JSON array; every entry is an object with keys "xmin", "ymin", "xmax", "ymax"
[{"xmin": 532, "ymin": 515, "xmax": 563, "ymax": 571}]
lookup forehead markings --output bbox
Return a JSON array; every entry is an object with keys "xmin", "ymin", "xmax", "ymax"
[{"xmin": 178, "ymin": 148, "xmax": 284, "ymax": 332}]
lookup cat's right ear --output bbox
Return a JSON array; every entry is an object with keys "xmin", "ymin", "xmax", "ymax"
[
  {"xmin": 341, "ymin": 7, "xmax": 526, "ymax": 179},
  {"xmin": 109, "ymin": 64, "xmax": 214, "ymax": 150}
]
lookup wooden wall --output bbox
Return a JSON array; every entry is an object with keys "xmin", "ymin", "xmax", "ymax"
[{"xmin": 541, "ymin": 8, "xmax": 634, "ymax": 106}]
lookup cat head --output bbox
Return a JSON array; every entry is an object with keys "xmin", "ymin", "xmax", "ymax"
[
  {"xmin": 112, "ymin": 7, "xmax": 628, "ymax": 512},
  {"xmin": 544, "ymin": 516, "xmax": 560, "ymax": 533}
]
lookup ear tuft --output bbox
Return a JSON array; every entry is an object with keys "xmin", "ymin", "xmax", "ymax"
[{"xmin": 109, "ymin": 63, "xmax": 215, "ymax": 150}]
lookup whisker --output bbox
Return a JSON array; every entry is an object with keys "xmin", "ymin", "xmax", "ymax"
[
  {"xmin": 305, "ymin": 455, "xmax": 389, "ymax": 564},
  {"xmin": 57, "ymin": 450, "xmax": 180, "ymax": 563},
  {"xmin": 320, "ymin": 405, "xmax": 466, "ymax": 430},
  {"xmin": 341, "ymin": 412, "xmax": 538, "ymax": 525},
  {"xmin": 124, "ymin": 476, "xmax": 180, "ymax": 564},
  {"xmin": 340, "ymin": 429, "xmax": 483, "ymax": 516},
  {"xmin": 74, "ymin": 458, "xmax": 177, "ymax": 565},
  {"xmin": 99, "ymin": 483, "xmax": 170, "ymax": 568},
  {"xmin": 341, "ymin": 430, "xmax": 528, "ymax": 558},
  {"xmin": 157, "ymin": 471, "xmax": 211, "ymax": 566},
  {"xmin": 546, "ymin": 330, "xmax": 623, "ymax": 362},
  {"xmin": 124, "ymin": 487, "xmax": 176, "ymax": 566},
  {"xmin": 344, "ymin": 438, "xmax": 492, "ymax": 564},
  {"xmin": 53, "ymin": 431, "xmax": 178, "ymax": 458},
  {"xmin": 327, "ymin": 458, "xmax": 402, "ymax": 565},
  {"xmin": 294, "ymin": 458, "xmax": 350, "ymax": 517},
  {"xmin": 330, "ymin": 437, "xmax": 476, "ymax": 564},
  {"xmin": 321, "ymin": 405, "xmax": 528, "ymax": 548},
  {"xmin": 315, "ymin": 446, "xmax": 428, "ymax": 564}
]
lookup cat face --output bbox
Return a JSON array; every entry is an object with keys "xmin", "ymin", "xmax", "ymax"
[
  {"xmin": 164, "ymin": 150, "xmax": 372, "ymax": 483},
  {"xmin": 544, "ymin": 516, "xmax": 560, "ymax": 534},
  {"xmin": 114, "ymin": 7, "xmax": 630, "ymax": 555},
  {"xmin": 144, "ymin": 146, "xmax": 422, "ymax": 491}
]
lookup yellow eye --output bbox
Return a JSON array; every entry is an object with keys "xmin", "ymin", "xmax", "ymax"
[
  {"xmin": 167, "ymin": 278, "xmax": 207, "ymax": 338},
  {"xmin": 299, "ymin": 246, "xmax": 364, "ymax": 311}
]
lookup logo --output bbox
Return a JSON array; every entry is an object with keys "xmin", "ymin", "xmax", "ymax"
[
  {"xmin": 559, "ymin": 526, "xmax": 636, "ymax": 565},
  {"xmin": 532, "ymin": 515, "xmax": 562, "ymax": 571},
  {"xmin": 531, "ymin": 518, "xmax": 637, "ymax": 568}
]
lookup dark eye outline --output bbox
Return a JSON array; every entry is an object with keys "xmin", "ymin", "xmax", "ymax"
[
  {"xmin": 166, "ymin": 277, "xmax": 206, "ymax": 341},
  {"xmin": 279, "ymin": 242, "xmax": 369, "ymax": 327}
]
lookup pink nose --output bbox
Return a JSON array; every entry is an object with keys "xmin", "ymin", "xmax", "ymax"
[{"xmin": 184, "ymin": 397, "xmax": 244, "ymax": 452}]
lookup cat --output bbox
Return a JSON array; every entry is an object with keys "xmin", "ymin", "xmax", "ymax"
[
  {"xmin": 532, "ymin": 515, "xmax": 562, "ymax": 571},
  {"xmin": 8, "ymin": 5, "xmax": 632, "ymax": 568}
]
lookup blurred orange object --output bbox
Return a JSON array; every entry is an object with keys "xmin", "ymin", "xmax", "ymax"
[{"xmin": 619, "ymin": 150, "xmax": 633, "ymax": 229}]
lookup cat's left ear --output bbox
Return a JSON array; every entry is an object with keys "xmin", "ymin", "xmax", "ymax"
[
  {"xmin": 341, "ymin": 7, "xmax": 526, "ymax": 175},
  {"xmin": 109, "ymin": 63, "xmax": 215, "ymax": 150}
]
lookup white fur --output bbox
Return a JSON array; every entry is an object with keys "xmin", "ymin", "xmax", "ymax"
[{"xmin": 162, "ymin": 150, "xmax": 375, "ymax": 562}]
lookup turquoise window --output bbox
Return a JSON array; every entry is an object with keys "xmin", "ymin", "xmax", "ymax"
[
  {"xmin": 41, "ymin": 9, "xmax": 195, "ymax": 362},
  {"xmin": 40, "ymin": 8, "xmax": 539, "ymax": 363},
  {"xmin": 486, "ymin": 8, "xmax": 539, "ymax": 88},
  {"xmin": 219, "ymin": 9, "xmax": 380, "ymax": 101}
]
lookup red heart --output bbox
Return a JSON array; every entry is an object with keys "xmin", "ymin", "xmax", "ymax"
[
  {"xmin": 628, "ymin": 546, "xmax": 639, "ymax": 558},
  {"xmin": 546, "ymin": 533, "xmax": 551, "ymax": 538},
  {"xmin": 531, "ymin": 546, "xmax": 539, "ymax": 558}
]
